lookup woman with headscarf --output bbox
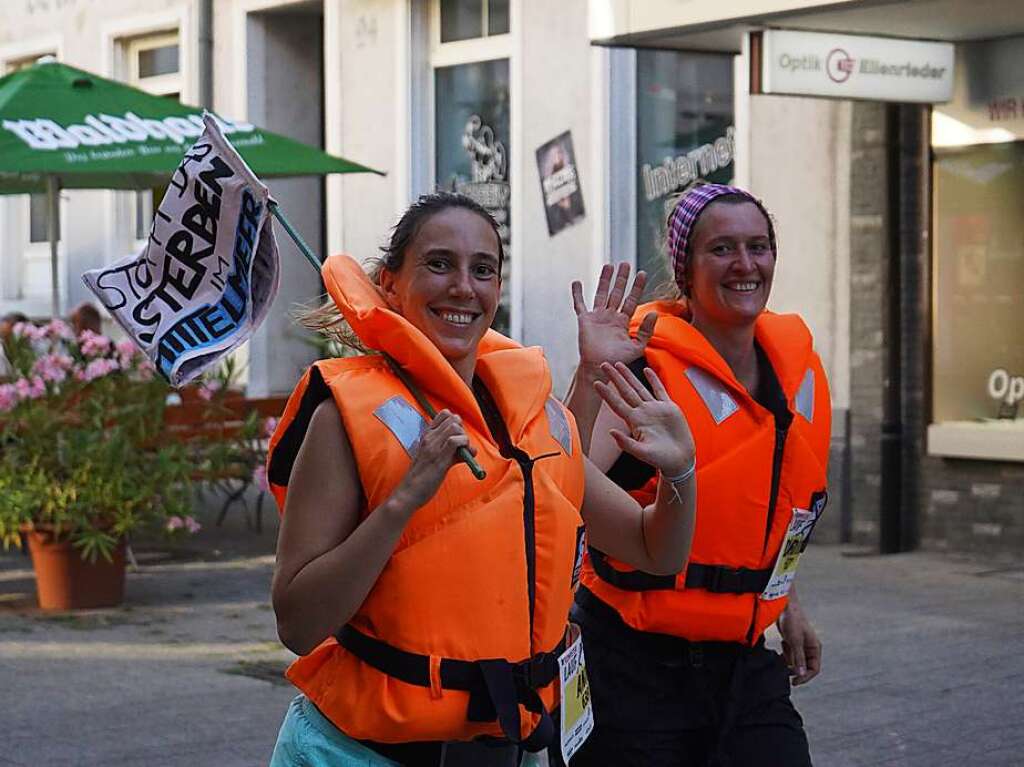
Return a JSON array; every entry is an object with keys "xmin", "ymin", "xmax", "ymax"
[{"xmin": 566, "ymin": 183, "xmax": 832, "ymax": 766}]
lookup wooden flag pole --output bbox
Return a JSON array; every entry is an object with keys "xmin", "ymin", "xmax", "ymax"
[{"xmin": 267, "ymin": 201, "xmax": 487, "ymax": 481}]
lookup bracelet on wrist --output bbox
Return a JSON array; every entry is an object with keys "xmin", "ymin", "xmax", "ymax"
[{"xmin": 660, "ymin": 458, "xmax": 696, "ymax": 486}]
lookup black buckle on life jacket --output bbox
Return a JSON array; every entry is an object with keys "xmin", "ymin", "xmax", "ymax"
[
  {"xmin": 684, "ymin": 563, "xmax": 774, "ymax": 594},
  {"xmin": 336, "ymin": 624, "xmax": 564, "ymax": 750}
]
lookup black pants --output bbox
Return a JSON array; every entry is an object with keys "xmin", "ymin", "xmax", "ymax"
[{"xmin": 569, "ymin": 590, "xmax": 811, "ymax": 767}]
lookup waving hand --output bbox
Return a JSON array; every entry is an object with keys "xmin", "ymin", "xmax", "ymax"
[
  {"xmin": 594, "ymin": 361, "xmax": 695, "ymax": 477},
  {"xmin": 571, "ymin": 263, "xmax": 658, "ymax": 370}
]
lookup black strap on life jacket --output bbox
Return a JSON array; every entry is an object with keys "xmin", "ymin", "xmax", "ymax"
[
  {"xmin": 267, "ymin": 365, "xmax": 332, "ymax": 489},
  {"xmin": 336, "ymin": 624, "xmax": 565, "ymax": 751},
  {"xmin": 588, "ymin": 547, "xmax": 774, "ymax": 594}
]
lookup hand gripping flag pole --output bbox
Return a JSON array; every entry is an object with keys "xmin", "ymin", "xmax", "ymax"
[{"xmin": 268, "ymin": 202, "xmax": 487, "ymax": 481}]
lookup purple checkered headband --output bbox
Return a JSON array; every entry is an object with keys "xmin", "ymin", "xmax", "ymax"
[{"xmin": 666, "ymin": 183, "xmax": 777, "ymax": 290}]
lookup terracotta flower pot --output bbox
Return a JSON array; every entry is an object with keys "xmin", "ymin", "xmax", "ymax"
[{"xmin": 25, "ymin": 529, "xmax": 126, "ymax": 610}]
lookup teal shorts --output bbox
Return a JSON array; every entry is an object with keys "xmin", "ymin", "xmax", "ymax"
[
  {"xmin": 269, "ymin": 694, "xmax": 553, "ymax": 766},
  {"xmin": 269, "ymin": 695, "xmax": 401, "ymax": 767}
]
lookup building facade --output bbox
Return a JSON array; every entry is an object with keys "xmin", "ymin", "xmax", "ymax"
[
  {"xmin": 1, "ymin": 0, "xmax": 1020, "ymax": 559},
  {"xmin": 591, "ymin": 0, "xmax": 1024, "ymax": 559}
]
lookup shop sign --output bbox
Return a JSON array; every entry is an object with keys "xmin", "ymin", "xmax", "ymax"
[
  {"xmin": 988, "ymin": 368, "xmax": 1024, "ymax": 418},
  {"xmin": 640, "ymin": 126, "xmax": 734, "ymax": 203},
  {"xmin": 753, "ymin": 29, "xmax": 954, "ymax": 103}
]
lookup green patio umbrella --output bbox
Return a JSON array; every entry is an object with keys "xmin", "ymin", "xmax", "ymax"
[{"xmin": 0, "ymin": 58, "xmax": 383, "ymax": 315}]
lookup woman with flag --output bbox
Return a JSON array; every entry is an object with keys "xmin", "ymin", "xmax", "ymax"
[{"xmin": 265, "ymin": 191, "xmax": 698, "ymax": 766}]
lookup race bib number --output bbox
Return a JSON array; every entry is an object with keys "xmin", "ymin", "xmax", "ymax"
[
  {"xmin": 761, "ymin": 507, "xmax": 818, "ymax": 601},
  {"xmin": 558, "ymin": 624, "xmax": 594, "ymax": 763}
]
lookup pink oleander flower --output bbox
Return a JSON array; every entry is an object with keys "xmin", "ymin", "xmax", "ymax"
[
  {"xmin": 32, "ymin": 353, "xmax": 73, "ymax": 384},
  {"xmin": 75, "ymin": 357, "xmax": 120, "ymax": 382},
  {"xmin": 78, "ymin": 329, "xmax": 112, "ymax": 358},
  {"xmin": 252, "ymin": 464, "xmax": 269, "ymax": 492},
  {"xmin": 165, "ymin": 515, "xmax": 201, "ymax": 534},
  {"xmin": 115, "ymin": 339, "xmax": 139, "ymax": 364},
  {"xmin": 197, "ymin": 380, "xmax": 222, "ymax": 401},
  {"xmin": 136, "ymin": 360, "xmax": 155, "ymax": 381},
  {"xmin": 115, "ymin": 340, "xmax": 136, "ymax": 355},
  {"xmin": 12, "ymin": 322, "xmax": 45, "ymax": 342},
  {"xmin": 0, "ymin": 384, "xmax": 18, "ymax": 412},
  {"xmin": 13, "ymin": 376, "xmax": 46, "ymax": 401},
  {"xmin": 44, "ymin": 319, "xmax": 74, "ymax": 341},
  {"xmin": 262, "ymin": 417, "xmax": 278, "ymax": 438}
]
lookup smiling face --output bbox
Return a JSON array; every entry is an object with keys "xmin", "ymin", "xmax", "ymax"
[
  {"xmin": 684, "ymin": 200, "xmax": 775, "ymax": 329},
  {"xmin": 378, "ymin": 206, "xmax": 502, "ymax": 383}
]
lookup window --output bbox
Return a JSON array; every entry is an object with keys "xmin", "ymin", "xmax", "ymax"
[
  {"xmin": 634, "ymin": 51, "xmax": 734, "ymax": 292},
  {"xmin": 126, "ymin": 33, "xmax": 180, "ymax": 96},
  {"xmin": 933, "ymin": 143, "xmax": 1024, "ymax": 425},
  {"xmin": 431, "ymin": 1, "xmax": 512, "ymax": 335},
  {"xmin": 440, "ymin": 0, "xmax": 509, "ymax": 43},
  {"xmin": 435, "ymin": 59, "xmax": 511, "ymax": 332},
  {"xmin": 137, "ymin": 43, "xmax": 179, "ymax": 78},
  {"xmin": 123, "ymin": 33, "xmax": 181, "ymax": 242},
  {"xmin": 926, "ymin": 36, "xmax": 1024, "ymax": 461}
]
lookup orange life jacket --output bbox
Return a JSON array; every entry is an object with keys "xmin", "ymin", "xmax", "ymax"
[
  {"xmin": 580, "ymin": 300, "xmax": 831, "ymax": 645},
  {"xmin": 266, "ymin": 255, "xmax": 586, "ymax": 748}
]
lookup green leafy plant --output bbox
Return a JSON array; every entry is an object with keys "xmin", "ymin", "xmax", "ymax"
[{"xmin": 0, "ymin": 320, "xmax": 195, "ymax": 561}]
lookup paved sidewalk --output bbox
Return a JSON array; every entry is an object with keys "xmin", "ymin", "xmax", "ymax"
[
  {"xmin": 1, "ymin": 528, "xmax": 1021, "ymax": 766},
  {"xmin": 792, "ymin": 546, "xmax": 1023, "ymax": 767}
]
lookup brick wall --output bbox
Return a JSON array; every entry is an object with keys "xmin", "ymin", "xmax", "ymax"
[
  {"xmin": 815, "ymin": 409, "xmax": 849, "ymax": 545},
  {"xmin": 920, "ymin": 459, "xmax": 1024, "ymax": 562},
  {"xmin": 847, "ymin": 102, "xmax": 890, "ymax": 548}
]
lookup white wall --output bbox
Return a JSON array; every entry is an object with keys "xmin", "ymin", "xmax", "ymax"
[
  {"xmin": 589, "ymin": 0, "xmax": 862, "ymax": 42},
  {"xmin": 518, "ymin": 0, "xmax": 600, "ymax": 393},
  {"xmin": 748, "ymin": 94, "xmax": 851, "ymax": 410},
  {"xmin": 244, "ymin": 7, "xmax": 324, "ymax": 395},
  {"xmin": 328, "ymin": 0, "xmax": 402, "ymax": 264}
]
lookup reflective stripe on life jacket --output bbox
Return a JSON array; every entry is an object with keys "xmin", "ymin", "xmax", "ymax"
[
  {"xmin": 580, "ymin": 301, "xmax": 831, "ymax": 645},
  {"xmin": 266, "ymin": 255, "xmax": 586, "ymax": 746}
]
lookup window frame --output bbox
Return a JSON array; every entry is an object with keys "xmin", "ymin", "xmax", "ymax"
[
  {"xmin": 437, "ymin": 0, "xmax": 510, "ymax": 46},
  {"xmin": 126, "ymin": 32, "xmax": 181, "ymax": 94},
  {"xmin": 430, "ymin": 1, "xmax": 511, "ymax": 71},
  {"xmin": 926, "ymin": 141, "xmax": 1024, "ymax": 462}
]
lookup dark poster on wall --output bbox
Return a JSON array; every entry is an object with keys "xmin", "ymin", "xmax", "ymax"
[{"xmin": 536, "ymin": 131, "xmax": 585, "ymax": 236}]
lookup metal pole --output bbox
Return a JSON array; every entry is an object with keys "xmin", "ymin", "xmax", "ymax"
[
  {"xmin": 197, "ymin": 0, "xmax": 214, "ymax": 109},
  {"xmin": 47, "ymin": 176, "xmax": 60, "ymax": 317},
  {"xmin": 383, "ymin": 354, "xmax": 487, "ymax": 480},
  {"xmin": 269, "ymin": 201, "xmax": 322, "ymax": 269}
]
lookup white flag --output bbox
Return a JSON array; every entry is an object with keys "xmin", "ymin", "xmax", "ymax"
[{"xmin": 83, "ymin": 112, "xmax": 280, "ymax": 387}]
